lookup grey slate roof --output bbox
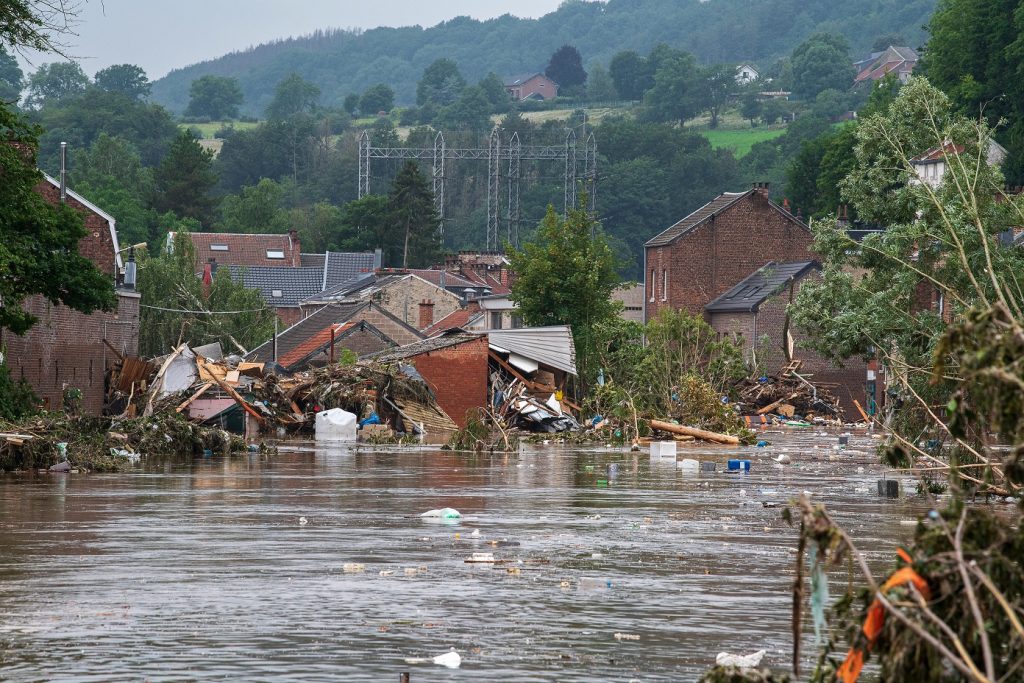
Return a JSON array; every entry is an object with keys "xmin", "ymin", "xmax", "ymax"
[
  {"xmin": 300, "ymin": 253, "xmax": 326, "ymax": 269},
  {"xmin": 304, "ymin": 272, "xmax": 409, "ymax": 304},
  {"xmin": 645, "ymin": 189, "xmax": 808, "ymax": 247},
  {"xmin": 365, "ymin": 331, "xmax": 484, "ymax": 363},
  {"xmin": 704, "ymin": 261, "xmax": 819, "ymax": 313},
  {"xmin": 228, "ymin": 265, "xmax": 324, "ymax": 307},
  {"xmin": 487, "ymin": 325, "xmax": 577, "ymax": 375},
  {"xmin": 323, "ymin": 251, "xmax": 377, "ymax": 289},
  {"xmin": 246, "ymin": 302, "xmax": 369, "ymax": 363}
]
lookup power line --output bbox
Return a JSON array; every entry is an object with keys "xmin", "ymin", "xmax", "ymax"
[{"xmin": 141, "ymin": 304, "xmax": 269, "ymax": 314}]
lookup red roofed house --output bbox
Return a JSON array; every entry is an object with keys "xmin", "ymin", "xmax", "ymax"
[
  {"xmin": 0, "ymin": 173, "xmax": 141, "ymax": 415},
  {"xmin": 504, "ymin": 73, "xmax": 559, "ymax": 101},
  {"xmin": 854, "ymin": 46, "xmax": 918, "ymax": 84},
  {"xmin": 168, "ymin": 229, "xmax": 302, "ymax": 269}
]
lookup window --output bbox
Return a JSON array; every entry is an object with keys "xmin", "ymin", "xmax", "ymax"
[
  {"xmin": 649, "ymin": 269, "xmax": 656, "ymax": 302},
  {"xmin": 511, "ymin": 314, "xmax": 523, "ymax": 329},
  {"xmin": 210, "ymin": 244, "xmax": 228, "ymax": 251},
  {"xmin": 271, "ymin": 289, "xmax": 283, "ymax": 298},
  {"xmin": 661, "ymin": 269, "xmax": 668, "ymax": 301},
  {"xmin": 490, "ymin": 311, "xmax": 503, "ymax": 330},
  {"xmin": 266, "ymin": 250, "xmax": 285, "ymax": 259}
]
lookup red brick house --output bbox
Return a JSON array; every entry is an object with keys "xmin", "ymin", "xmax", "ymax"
[
  {"xmin": 1, "ymin": 174, "xmax": 141, "ymax": 415},
  {"xmin": 704, "ymin": 262, "xmax": 872, "ymax": 416},
  {"xmin": 504, "ymin": 73, "xmax": 559, "ymax": 101},
  {"xmin": 367, "ymin": 332, "xmax": 490, "ymax": 428},
  {"xmin": 643, "ymin": 184, "xmax": 814, "ymax": 321}
]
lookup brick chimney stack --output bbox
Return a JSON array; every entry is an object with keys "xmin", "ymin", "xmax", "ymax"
[
  {"xmin": 418, "ymin": 299, "xmax": 435, "ymax": 329},
  {"xmin": 288, "ymin": 229, "xmax": 300, "ymax": 266},
  {"xmin": 752, "ymin": 181, "xmax": 770, "ymax": 199}
]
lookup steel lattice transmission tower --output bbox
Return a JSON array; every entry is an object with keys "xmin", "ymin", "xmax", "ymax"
[{"xmin": 357, "ymin": 124, "xmax": 596, "ymax": 251}]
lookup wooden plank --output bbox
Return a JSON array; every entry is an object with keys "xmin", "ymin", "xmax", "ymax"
[
  {"xmin": 853, "ymin": 399, "xmax": 871, "ymax": 422},
  {"xmin": 649, "ymin": 419, "xmax": 740, "ymax": 445},
  {"xmin": 755, "ymin": 392, "xmax": 799, "ymax": 415},
  {"xmin": 176, "ymin": 382, "xmax": 214, "ymax": 413},
  {"xmin": 102, "ymin": 338, "xmax": 124, "ymax": 362},
  {"xmin": 198, "ymin": 360, "xmax": 265, "ymax": 424}
]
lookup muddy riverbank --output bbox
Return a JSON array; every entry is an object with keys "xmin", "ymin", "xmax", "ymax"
[{"xmin": 0, "ymin": 431, "xmax": 938, "ymax": 681}]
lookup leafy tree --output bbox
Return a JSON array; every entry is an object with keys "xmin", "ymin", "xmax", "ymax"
[
  {"xmin": 545, "ymin": 44, "xmax": 587, "ymax": 89},
  {"xmin": 265, "ymin": 73, "xmax": 320, "ymax": 121},
  {"xmin": 416, "ymin": 58, "xmax": 465, "ymax": 107},
  {"xmin": 388, "ymin": 161, "xmax": 440, "ymax": 268},
  {"xmin": 872, "ymin": 33, "xmax": 907, "ymax": 51},
  {"xmin": 24, "ymin": 61, "xmax": 88, "ymax": 108},
  {"xmin": 0, "ymin": 363, "xmax": 38, "ymax": 420},
  {"xmin": 138, "ymin": 230, "xmax": 276, "ymax": 356},
  {"xmin": 477, "ymin": 72, "xmax": 510, "ymax": 113},
  {"xmin": 359, "ymin": 83, "xmax": 394, "ymax": 116},
  {"xmin": 436, "ymin": 85, "xmax": 492, "ymax": 131},
  {"xmin": 585, "ymin": 64, "xmax": 617, "ymax": 102},
  {"xmin": 342, "ymin": 93, "xmax": 360, "ymax": 115},
  {"xmin": 790, "ymin": 32, "xmax": 855, "ymax": 100},
  {"xmin": 219, "ymin": 178, "xmax": 290, "ymax": 233},
  {"xmin": 609, "ymin": 50, "xmax": 649, "ymax": 100},
  {"xmin": 289, "ymin": 201, "xmax": 345, "ymax": 254},
  {"xmin": 215, "ymin": 117, "xmax": 316, "ymax": 191},
  {"xmin": 697, "ymin": 64, "xmax": 738, "ymax": 128},
  {"xmin": 151, "ymin": 130, "xmax": 217, "ymax": 225},
  {"xmin": 0, "ymin": 105, "xmax": 116, "ymax": 334},
  {"xmin": 0, "ymin": 45, "xmax": 24, "ymax": 103},
  {"xmin": 643, "ymin": 52, "xmax": 700, "ymax": 123},
  {"xmin": 922, "ymin": 0, "xmax": 1024, "ymax": 183},
  {"xmin": 810, "ymin": 88, "xmax": 852, "ymax": 119},
  {"xmin": 185, "ymin": 75, "xmax": 243, "ymax": 119},
  {"xmin": 337, "ymin": 194, "xmax": 390, "ymax": 253},
  {"xmin": 93, "ymin": 64, "xmax": 150, "ymax": 100},
  {"xmin": 508, "ymin": 202, "xmax": 620, "ymax": 386},
  {"xmin": 740, "ymin": 88, "xmax": 763, "ymax": 126}
]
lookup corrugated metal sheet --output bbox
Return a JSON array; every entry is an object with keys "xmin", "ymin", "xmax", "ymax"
[{"xmin": 486, "ymin": 326, "xmax": 576, "ymax": 376}]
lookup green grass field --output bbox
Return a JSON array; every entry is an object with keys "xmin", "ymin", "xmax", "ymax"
[
  {"xmin": 700, "ymin": 127, "xmax": 787, "ymax": 157},
  {"xmin": 181, "ymin": 120, "xmax": 260, "ymax": 139}
]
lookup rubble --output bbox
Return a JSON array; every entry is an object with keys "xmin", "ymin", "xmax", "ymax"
[{"xmin": 733, "ymin": 365, "xmax": 843, "ymax": 424}]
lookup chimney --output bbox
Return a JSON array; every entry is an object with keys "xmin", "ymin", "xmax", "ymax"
[
  {"xmin": 373, "ymin": 248, "xmax": 383, "ymax": 269},
  {"xmin": 418, "ymin": 299, "xmax": 435, "ymax": 329},
  {"xmin": 752, "ymin": 181, "xmax": 769, "ymax": 199},
  {"xmin": 782, "ymin": 197, "xmax": 790, "ymax": 212},
  {"xmin": 288, "ymin": 229, "xmax": 300, "ymax": 266},
  {"xmin": 124, "ymin": 246, "xmax": 137, "ymax": 290}
]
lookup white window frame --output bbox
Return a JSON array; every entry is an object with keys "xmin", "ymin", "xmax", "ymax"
[
  {"xmin": 661, "ymin": 269, "xmax": 668, "ymax": 301},
  {"xmin": 649, "ymin": 269, "xmax": 656, "ymax": 302},
  {"xmin": 210, "ymin": 244, "xmax": 229, "ymax": 251},
  {"xmin": 266, "ymin": 250, "xmax": 286, "ymax": 259}
]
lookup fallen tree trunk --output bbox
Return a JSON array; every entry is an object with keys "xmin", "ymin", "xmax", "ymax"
[{"xmin": 649, "ymin": 419, "xmax": 740, "ymax": 445}]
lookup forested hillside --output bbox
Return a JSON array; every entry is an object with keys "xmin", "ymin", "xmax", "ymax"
[{"xmin": 151, "ymin": 0, "xmax": 935, "ymax": 115}]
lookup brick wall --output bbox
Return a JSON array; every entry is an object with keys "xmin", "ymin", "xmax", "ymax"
[
  {"xmin": 356, "ymin": 305, "xmax": 422, "ymax": 346},
  {"xmin": 34, "ymin": 181, "xmax": 117, "ymax": 276},
  {"xmin": 2, "ymin": 291, "xmax": 141, "ymax": 415},
  {"xmin": 406, "ymin": 336, "xmax": 489, "ymax": 428},
  {"xmin": 645, "ymin": 192, "xmax": 815, "ymax": 321},
  {"xmin": 276, "ymin": 307, "xmax": 304, "ymax": 329},
  {"xmin": 374, "ymin": 276, "xmax": 462, "ymax": 330}
]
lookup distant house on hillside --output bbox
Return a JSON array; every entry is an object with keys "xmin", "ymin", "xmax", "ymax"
[
  {"xmin": 910, "ymin": 139, "xmax": 1008, "ymax": 188},
  {"xmin": 735, "ymin": 64, "xmax": 760, "ymax": 85},
  {"xmin": 854, "ymin": 46, "xmax": 919, "ymax": 84},
  {"xmin": 504, "ymin": 73, "xmax": 559, "ymax": 101}
]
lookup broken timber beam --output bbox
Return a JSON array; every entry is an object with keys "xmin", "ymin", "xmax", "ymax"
[
  {"xmin": 176, "ymin": 382, "xmax": 214, "ymax": 413},
  {"xmin": 649, "ymin": 419, "xmax": 740, "ymax": 445}
]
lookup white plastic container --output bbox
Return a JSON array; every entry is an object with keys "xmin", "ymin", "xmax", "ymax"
[
  {"xmin": 649, "ymin": 441, "xmax": 677, "ymax": 458},
  {"xmin": 677, "ymin": 458, "xmax": 700, "ymax": 472},
  {"xmin": 315, "ymin": 408, "xmax": 357, "ymax": 442}
]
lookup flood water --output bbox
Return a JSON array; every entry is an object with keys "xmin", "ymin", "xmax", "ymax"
[{"xmin": 1, "ymin": 431, "xmax": 932, "ymax": 681}]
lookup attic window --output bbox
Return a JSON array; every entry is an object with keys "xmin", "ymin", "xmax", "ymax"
[
  {"xmin": 271, "ymin": 289, "xmax": 283, "ymax": 298},
  {"xmin": 210, "ymin": 244, "xmax": 229, "ymax": 251},
  {"xmin": 266, "ymin": 250, "xmax": 285, "ymax": 259}
]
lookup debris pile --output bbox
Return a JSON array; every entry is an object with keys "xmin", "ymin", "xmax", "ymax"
[{"xmin": 733, "ymin": 366, "xmax": 842, "ymax": 424}]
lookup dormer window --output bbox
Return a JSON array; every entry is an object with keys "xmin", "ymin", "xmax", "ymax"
[
  {"xmin": 271, "ymin": 289, "xmax": 283, "ymax": 298},
  {"xmin": 210, "ymin": 244, "xmax": 228, "ymax": 251},
  {"xmin": 267, "ymin": 250, "xmax": 285, "ymax": 259}
]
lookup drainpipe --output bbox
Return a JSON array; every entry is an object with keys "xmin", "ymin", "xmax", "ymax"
[{"xmin": 59, "ymin": 142, "xmax": 67, "ymax": 204}]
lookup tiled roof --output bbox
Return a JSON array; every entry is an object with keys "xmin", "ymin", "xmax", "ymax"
[
  {"xmin": 704, "ymin": 261, "xmax": 819, "ymax": 313},
  {"xmin": 456, "ymin": 268, "xmax": 510, "ymax": 294},
  {"xmin": 300, "ymin": 253, "xmax": 325, "ymax": 269},
  {"xmin": 227, "ymin": 265, "xmax": 324, "ymax": 307},
  {"xmin": 910, "ymin": 142, "xmax": 965, "ymax": 163},
  {"xmin": 303, "ymin": 272, "xmax": 398, "ymax": 303},
  {"xmin": 504, "ymin": 73, "xmax": 549, "ymax": 87},
  {"xmin": 645, "ymin": 191, "xmax": 749, "ymax": 247},
  {"xmin": 247, "ymin": 302, "xmax": 369, "ymax": 363},
  {"xmin": 279, "ymin": 322, "xmax": 357, "ymax": 368},
  {"xmin": 277, "ymin": 320, "xmax": 394, "ymax": 370},
  {"xmin": 407, "ymin": 269, "xmax": 477, "ymax": 290},
  {"xmin": 324, "ymin": 251, "xmax": 378, "ymax": 289},
  {"xmin": 854, "ymin": 46, "xmax": 918, "ymax": 83},
  {"xmin": 366, "ymin": 332, "xmax": 484, "ymax": 363},
  {"xmin": 177, "ymin": 231, "xmax": 300, "ymax": 268},
  {"xmin": 422, "ymin": 302, "xmax": 483, "ymax": 337}
]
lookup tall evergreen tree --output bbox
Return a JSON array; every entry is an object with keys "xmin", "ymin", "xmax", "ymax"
[
  {"xmin": 416, "ymin": 58, "xmax": 466, "ymax": 107},
  {"xmin": 388, "ymin": 161, "xmax": 440, "ymax": 268},
  {"xmin": 152, "ymin": 130, "xmax": 217, "ymax": 226}
]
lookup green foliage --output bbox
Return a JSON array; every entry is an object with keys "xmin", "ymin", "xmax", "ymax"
[
  {"xmin": 477, "ymin": 72, "xmax": 511, "ymax": 113},
  {"xmin": 508, "ymin": 203, "xmax": 621, "ymax": 386},
  {"xmin": 416, "ymin": 58, "xmax": 465, "ymax": 107},
  {"xmin": 219, "ymin": 178, "xmax": 290, "ymax": 234},
  {"xmin": 609, "ymin": 50, "xmax": 651, "ymax": 100},
  {"xmin": 138, "ymin": 231, "xmax": 277, "ymax": 357},
  {"xmin": 643, "ymin": 51, "xmax": 701, "ymax": 124},
  {"xmin": 0, "ymin": 44, "xmax": 24, "ymax": 103},
  {"xmin": 0, "ymin": 104, "xmax": 117, "ymax": 334},
  {"xmin": 545, "ymin": 44, "xmax": 587, "ymax": 89},
  {"xmin": 0, "ymin": 360, "xmax": 39, "ymax": 420},
  {"xmin": 358, "ymin": 83, "xmax": 394, "ymax": 116},
  {"xmin": 585, "ymin": 64, "xmax": 617, "ymax": 102},
  {"xmin": 265, "ymin": 73, "xmax": 320, "ymax": 121},
  {"xmin": 790, "ymin": 33, "xmax": 856, "ymax": 100},
  {"xmin": 215, "ymin": 116, "xmax": 318, "ymax": 191},
  {"xmin": 152, "ymin": 130, "xmax": 218, "ymax": 226},
  {"xmin": 388, "ymin": 161, "xmax": 441, "ymax": 268},
  {"xmin": 342, "ymin": 93, "xmax": 359, "ymax": 115},
  {"xmin": 93, "ymin": 64, "xmax": 150, "ymax": 100},
  {"xmin": 24, "ymin": 61, "xmax": 88, "ymax": 109},
  {"xmin": 785, "ymin": 124, "xmax": 858, "ymax": 218},
  {"xmin": 435, "ymin": 85, "xmax": 492, "ymax": 131},
  {"xmin": 185, "ymin": 75, "xmax": 243, "ymax": 120},
  {"xmin": 697, "ymin": 64, "xmax": 739, "ymax": 128}
]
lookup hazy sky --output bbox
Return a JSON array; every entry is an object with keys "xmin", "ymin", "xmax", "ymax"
[{"xmin": 24, "ymin": 0, "xmax": 563, "ymax": 79}]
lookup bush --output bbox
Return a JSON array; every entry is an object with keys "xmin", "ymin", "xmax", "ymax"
[{"xmin": 0, "ymin": 362, "xmax": 38, "ymax": 420}]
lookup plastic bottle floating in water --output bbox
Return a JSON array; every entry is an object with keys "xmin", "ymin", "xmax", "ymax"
[{"xmin": 420, "ymin": 508, "xmax": 461, "ymax": 520}]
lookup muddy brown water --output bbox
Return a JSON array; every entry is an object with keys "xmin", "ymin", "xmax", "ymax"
[{"xmin": 0, "ymin": 431, "xmax": 934, "ymax": 681}]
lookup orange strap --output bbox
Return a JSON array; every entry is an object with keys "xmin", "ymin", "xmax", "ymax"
[{"xmin": 837, "ymin": 559, "xmax": 929, "ymax": 683}]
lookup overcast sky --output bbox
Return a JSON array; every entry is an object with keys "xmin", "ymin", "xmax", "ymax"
[{"xmin": 23, "ymin": 0, "xmax": 563, "ymax": 79}]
